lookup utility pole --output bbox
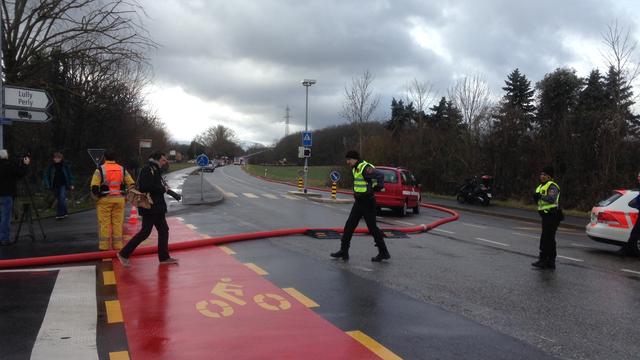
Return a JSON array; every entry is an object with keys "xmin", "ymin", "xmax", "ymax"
[{"xmin": 284, "ymin": 105, "xmax": 290, "ymax": 137}]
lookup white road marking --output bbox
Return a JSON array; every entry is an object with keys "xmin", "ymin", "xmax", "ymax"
[
  {"xmin": 224, "ymin": 192, "xmax": 238, "ymax": 198},
  {"xmin": 393, "ymin": 220, "xmax": 416, "ymax": 226},
  {"xmin": 571, "ymin": 243, "xmax": 598, "ymax": 249},
  {"xmin": 475, "ymin": 238, "xmax": 509, "ymax": 247},
  {"xmin": 512, "ymin": 232, "xmax": 539, "ymax": 239},
  {"xmin": 186, "ymin": 224, "xmax": 198, "ymax": 230},
  {"xmin": 243, "ymin": 193, "xmax": 259, "ymax": 198},
  {"xmin": 281, "ymin": 195, "xmax": 299, "ymax": 200},
  {"xmin": 621, "ymin": 269, "xmax": 640, "ymax": 276},
  {"xmin": 262, "ymin": 193, "xmax": 278, "ymax": 199},
  {"xmin": 174, "ymin": 216, "xmax": 184, "ymax": 222},
  {"xmin": 557, "ymin": 255, "xmax": 584, "ymax": 262},
  {"xmin": 433, "ymin": 228, "xmax": 455, "ymax": 234},
  {"xmin": 462, "ymin": 222, "xmax": 488, "ymax": 229},
  {"xmin": 352, "ymin": 266, "xmax": 373, "ymax": 272},
  {"xmin": 30, "ymin": 266, "xmax": 98, "ymax": 360}
]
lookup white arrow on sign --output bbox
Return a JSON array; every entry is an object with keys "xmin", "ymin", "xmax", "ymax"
[
  {"xmin": 4, "ymin": 85, "xmax": 52, "ymax": 110},
  {"xmin": 4, "ymin": 108, "xmax": 52, "ymax": 123}
]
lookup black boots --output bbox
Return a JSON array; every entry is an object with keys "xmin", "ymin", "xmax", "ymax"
[
  {"xmin": 531, "ymin": 258, "xmax": 555, "ymax": 270},
  {"xmin": 330, "ymin": 243, "xmax": 350, "ymax": 260},
  {"xmin": 371, "ymin": 243, "xmax": 390, "ymax": 262}
]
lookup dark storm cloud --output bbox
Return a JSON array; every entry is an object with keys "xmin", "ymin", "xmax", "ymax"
[{"xmin": 140, "ymin": 0, "xmax": 636, "ymax": 143}]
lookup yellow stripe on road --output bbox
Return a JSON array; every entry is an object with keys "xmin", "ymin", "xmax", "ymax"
[
  {"xmin": 102, "ymin": 258, "xmax": 112, "ymax": 262},
  {"xmin": 103, "ymin": 271, "xmax": 116, "ymax": 285},
  {"xmin": 186, "ymin": 224, "xmax": 198, "ymax": 230},
  {"xmin": 109, "ymin": 351, "xmax": 130, "ymax": 360},
  {"xmin": 347, "ymin": 331, "xmax": 402, "ymax": 360},
  {"xmin": 105, "ymin": 300, "xmax": 124, "ymax": 323},
  {"xmin": 283, "ymin": 287, "xmax": 319, "ymax": 308},
  {"xmin": 243, "ymin": 193, "xmax": 259, "ymax": 198},
  {"xmin": 244, "ymin": 263, "xmax": 268, "ymax": 275},
  {"xmin": 219, "ymin": 246, "xmax": 236, "ymax": 255}
]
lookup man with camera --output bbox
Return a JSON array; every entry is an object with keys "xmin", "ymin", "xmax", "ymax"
[
  {"xmin": 0, "ymin": 150, "xmax": 30, "ymax": 245},
  {"xmin": 118, "ymin": 151, "xmax": 180, "ymax": 267},
  {"xmin": 91, "ymin": 151, "xmax": 135, "ymax": 251}
]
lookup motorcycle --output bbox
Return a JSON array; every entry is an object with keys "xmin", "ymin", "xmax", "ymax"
[{"xmin": 456, "ymin": 175, "xmax": 493, "ymax": 206}]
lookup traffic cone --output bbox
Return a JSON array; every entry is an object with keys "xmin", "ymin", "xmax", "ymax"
[{"xmin": 128, "ymin": 206, "xmax": 139, "ymax": 225}]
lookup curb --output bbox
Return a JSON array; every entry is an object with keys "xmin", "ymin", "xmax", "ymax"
[
  {"xmin": 180, "ymin": 174, "xmax": 225, "ymax": 205},
  {"xmin": 309, "ymin": 197, "xmax": 354, "ymax": 204}
]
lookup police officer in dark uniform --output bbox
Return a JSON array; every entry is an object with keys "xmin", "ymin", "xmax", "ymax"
[
  {"xmin": 330, "ymin": 150, "xmax": 389, "ymax": 262},
  {"xmin": 532, "ymin": 166, "xmax": 561, "ymax": 269}
]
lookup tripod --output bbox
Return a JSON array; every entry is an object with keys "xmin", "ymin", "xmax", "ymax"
[{"xmin": 14, "ymin": 178, "xmax": 47, "ymax": 242}]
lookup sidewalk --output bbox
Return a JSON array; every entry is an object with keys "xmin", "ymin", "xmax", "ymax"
[
  {"xmin": 426, "ymin": 197, "xmax": 588, "ymax": 230},
  {"xmin": 0, "ymin": 176, "xmax": 224, "ymax": 260}
]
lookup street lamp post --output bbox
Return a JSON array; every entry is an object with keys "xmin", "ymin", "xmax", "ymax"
[{"xmin": 301, "ymin": 79, "xmax": 316, "ymax": 194}]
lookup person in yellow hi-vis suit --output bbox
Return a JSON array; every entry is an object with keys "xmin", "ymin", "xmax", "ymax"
[{"xmin": 90, "ymin": 151, "xmax": 135, "ymax": 251}]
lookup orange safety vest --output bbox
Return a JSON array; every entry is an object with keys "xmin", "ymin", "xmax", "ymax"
[{"xmin": 100, "ymin": 162, "xmax": 125, "ymax": 196}]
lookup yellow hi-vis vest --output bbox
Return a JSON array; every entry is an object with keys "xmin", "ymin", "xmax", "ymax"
[
  {"xmin": 352, "ymin": 160, "xmax": 376, "ymax": 193},
  {"xmin": 535, "ymin": 180, "xmax": 560, "ymax": 212}
]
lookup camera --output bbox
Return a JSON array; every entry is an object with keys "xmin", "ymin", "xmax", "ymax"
[{"xmin": 166, "ymin": 189, "xmax": 182, "ymax": 201}]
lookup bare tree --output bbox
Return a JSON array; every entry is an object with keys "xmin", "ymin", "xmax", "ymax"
[
  {"xmin": 1, "ymin": 0, "xmax": 157, "ymax": 82},
  {"xmin": 448, "ymin": 74, "xmax": 492, "ymax": 136},
  {"xmin": 404, "ymin": 78, "xmax": 436, "ymax": 115},
  {"xmin": 340, "ymin": 69, "xmax": 380, "ymax": 153},
  {"xmin": 601, "ymin": 20, "xmax": 640, "ymax": 84}
]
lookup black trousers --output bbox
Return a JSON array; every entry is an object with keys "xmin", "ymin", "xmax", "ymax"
[
  {"xmin": 341, "ymin": 195, "xmax": 386, "ymax": 249},
  {"xmin": 539, "ymin": 210, "xmax": 559, "ymax": 261},
  {"xmin": 623, "ymin": 218, "xmax": 640, "ymax": 253},
  {"xmin": 120, "ymin": 213, "xmax": 170, "ymax": 261}
]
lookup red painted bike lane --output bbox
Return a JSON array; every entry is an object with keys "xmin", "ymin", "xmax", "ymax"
[{"xmin": 114, "ymin": 237, "xmax": 378, "ymax": 359}]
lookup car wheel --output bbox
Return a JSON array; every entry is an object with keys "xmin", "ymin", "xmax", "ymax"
[
  {"xmin": 456, "ymin": 194, "xmax": 465, "ymax": 204},
  {"xmin": 413, "ymin": 198, "xmax": 421, "ymax": 214},
  {"xmin": 629, "ymin": 236, "xmax": 640, "ymax": 256}
]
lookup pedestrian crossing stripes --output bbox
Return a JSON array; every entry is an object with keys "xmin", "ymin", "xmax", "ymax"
[{"xmin": 218, "ymin": 192, "xmax": 327, "ymax": 201}]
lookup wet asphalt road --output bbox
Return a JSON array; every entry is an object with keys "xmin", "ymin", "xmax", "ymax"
[{"xmin": 182, "ymin": 165, "xmax": 640, "ymax": 360}]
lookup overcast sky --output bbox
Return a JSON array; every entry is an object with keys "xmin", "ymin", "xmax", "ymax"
[{"xmin": 139, "ymin": 0, "xmax": 640, "ymax": 145}]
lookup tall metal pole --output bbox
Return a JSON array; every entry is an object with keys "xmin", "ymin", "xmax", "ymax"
[{"xmin": 303, "ymin": 85, "xmax": 309, "ymax": 194}]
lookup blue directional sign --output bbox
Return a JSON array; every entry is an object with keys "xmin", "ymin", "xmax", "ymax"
[
  {"xmin": 330, "ymin": 170, "xmax": 341, "ymax": 182},
  {"xmin": 196, "ymin": 154, "xmax": 210, "ymax": 167},
  {"xmin": 302, "ymin": 131, "xmax": 312, "ymax": 147}
]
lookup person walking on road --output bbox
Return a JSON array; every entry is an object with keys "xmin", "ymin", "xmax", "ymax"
[
  {"xmin": 44, "ymin": 152, "xmax": 75, "ymax": 220},
  {"xmin": 532, "ymin": 166, "xmax": 561, "ymax": 269},
  {"xmin": 0, "ymin": 150, "xmax": 30, "ymax": 245},
  {"xmin": 91, "ymin": 151, "xmax": 135, "ymax": 251},
  {"xmin": 331, "ymin": 150, "xmax": 389, "ymax": 262},
  {"xmin": 118, "ymin": 151, "xmax": 178, "ymax": 267}
]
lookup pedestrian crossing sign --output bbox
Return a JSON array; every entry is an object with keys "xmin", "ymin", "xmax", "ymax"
[{"xmin": 302, "ymin": 131, "xmax": 312, "ymax": 147}]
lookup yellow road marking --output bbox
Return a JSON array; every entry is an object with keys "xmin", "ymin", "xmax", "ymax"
[
  {"xmin": 109, "ymin": 351, "xmax": 130, "ymax": 360},
  {"xmin": 219, "ymin": 246, "xmax": 236, "ymax": 255},
  {"xmin": 347, "ymin": 330, "xmax": 402, "ymax": 360},
  {"xmin": 102, "ymin": 258, "xmax": 112, "ymax": 262},
  {"xmin": 186, "ymin": 224, "xmax": 198, "ymax": 230},
  {"xmin": 244, "ymin": 263, "xmax": 268, "ymax": 275},
  {"xmin": 103, "ymin": 271, "xmax": 116, "ymax": 286},
  {"xmin": 105, "ymin": 300, "xmax": 123, "ymax": 323},
  {"xmin": 283, "ymin": 287, "xmax": 319, "ymax": 308}
]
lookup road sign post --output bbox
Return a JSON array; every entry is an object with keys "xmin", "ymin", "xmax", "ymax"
[
  {"xmin": 329, "ymin": 171, "xmax": 341, "ymax": 200},
  {"xmin": 196, "ymin": 154, "xmax": 209, "ymax": 201},
  {"xmin": 301, "ymin": 131, "xmax": 313, "ymax": 194}
]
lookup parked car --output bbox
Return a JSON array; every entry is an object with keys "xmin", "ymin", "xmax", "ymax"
[
  {"xmin": 586, "ymin": 189, "xmax": 639, "ymax": 254},
  {"xmin": 374, "ymin": 166, "xmax": 422, "ymax": 216},
  {"xmin": 202, "ymin": 161, "xmax": 216, "ymax": 172}
]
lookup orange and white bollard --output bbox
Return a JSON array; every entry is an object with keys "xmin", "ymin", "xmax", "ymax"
[{"xmin": 128, "ymin": 206, "xmax": 139, "ymax": 225}]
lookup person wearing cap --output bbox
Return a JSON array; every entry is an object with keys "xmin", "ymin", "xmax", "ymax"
[
  {"xmin": 331, "ymin": 150, "xmax": 389, "ymax": 262},
  {"xmin": 532, "ymin": 165, "xmax": 561, "ymax": 269}
]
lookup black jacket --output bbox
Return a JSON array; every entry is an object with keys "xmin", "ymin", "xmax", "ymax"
[
  {"xmin": 137, "ymin": 161, "xmax": 167, "ymax": 215},
  {"xmin": 0, "ymin": 159, "xmax": 28, "ymax": 197}
]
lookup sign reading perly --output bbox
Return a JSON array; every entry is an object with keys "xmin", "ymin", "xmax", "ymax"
[{"xmin": 4, "ymin": 85, "xmax": 52, "ymax": 110}]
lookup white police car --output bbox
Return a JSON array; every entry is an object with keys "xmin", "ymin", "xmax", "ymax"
[{"xmin": 586, "ymin": 189, "xmax": 639, "ymax": 254}]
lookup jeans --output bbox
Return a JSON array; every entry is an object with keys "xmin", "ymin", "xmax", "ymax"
[
  {"xmin": 54, "ymin": 186, "xmax": 68, "ymax": 217},
  {"xmin": 0, "ymin": 196, "xmax": 13, "ymax": 243}
]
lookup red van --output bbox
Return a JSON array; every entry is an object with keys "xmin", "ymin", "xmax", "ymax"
[{"xmin": 375, "ymin": 166, "xmax": 422, "ymax": 216}]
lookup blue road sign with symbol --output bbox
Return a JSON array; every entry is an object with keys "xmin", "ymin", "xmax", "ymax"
[
  {"xmin": 330, "ymin": 170, "xmax": 341, "ymax": 182},
  {"xmin": 196, "ymin": 154, "xmax": 209, "ymax": 167},
  {"xmin": 302, "ymin": 131, "xmax": 312, "ymax": 147}
]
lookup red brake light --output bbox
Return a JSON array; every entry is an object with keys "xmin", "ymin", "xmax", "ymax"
[{"xmin": 596, "ymin": 211, "xmax": 629, "ymax": 228}]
